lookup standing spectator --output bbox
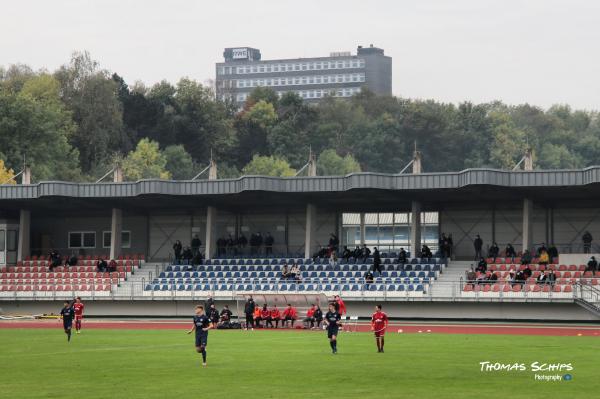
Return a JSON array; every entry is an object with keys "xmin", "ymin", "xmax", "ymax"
[
  {"xmin": 372, "ymin": 247, "xmax": 382, "ymax": 273},
  {"xmin": 264, "ymin": 232, "xmax": 274, "ymax": 256},
  {"xmin": 329, "ymin": 233, "xmax": 339, "ymax": 251},
  {"xmin": 341, "ymin": 246, "xmax": 352, "ymax": 262},
  {"xmin": 226, "ymin": 234, "xmax": 236, "ymax": 256},
  {"xmin": 583, "ymin": 231, "xmax": 593, "ymax": 254},
  {"xmin": 586, "ymin": 256, "xmax": 598, "ymax": 272},
  {"xmin": 313, "ymin": 305, "xmax": 323, "ymax": 329},
  {"xmin": 521, "ymin": 250, "xmax": 532, "ymax": 265},
  {"xmin": 505, "ymin": 243, "xmax": 517, "ymax": 262},
  {"xmin": 361, "ymin": 245, "xmax": 371, "ymax": 263},
  {"xmin": 237, "ymin": 233, "xmax": 248, "ymax": 254},
  {"xmin": 172, "ymin": 240, "xmax": 182, "ymax": 263},
  {"xmin": 270, "ymin": 305, "xmax": 281, "ymax": 328},
  {"xmin": 208, "ymin": 304, "xmax": 220, "ymax": 328},
  {"xmin": 488, "ymin": 242, "xmax": 499, "ymax": 262},
  {"xmin": 473, "ymin": 235, "xmax": 483, "ymax": 260},
  {"xmin": 397, "ymin": 248, "xmax": 407, "ymax": 264},
  {"xmin": 191, "ymin": 234, "xmax": 202, "ymax": 257},
  {"xmin": 447, "ymin": 234, "xmax": 454, "ymax": 258},
  {"xmin": 352, "ymin": 246, "xmax": 361, "ymax": 261},
  {"xmin": 282, "ymin": 304, "xmax": 297, "ymax": 327},
  {"xmin": 244, "ymin": 296, "xmax": 256, "ymax": 330},
  {"xmin": 548, "ymin": 244, "xmax": 559, "ymax": 261}
]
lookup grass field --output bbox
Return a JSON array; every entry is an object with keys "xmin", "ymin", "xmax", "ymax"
[{"xmin": 0, "ymin": 328, "xmax": 598, "ymax": 399}]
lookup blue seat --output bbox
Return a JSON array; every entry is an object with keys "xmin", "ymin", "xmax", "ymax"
[
  {"xmin": 288, "ymin": 284, "xmax": 296, "ymax": 291},
  {"xmin": 396, "ymin": 284, "xmax": 405, "ymax": 291}
]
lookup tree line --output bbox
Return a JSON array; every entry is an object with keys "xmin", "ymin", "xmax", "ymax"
[{"xmin": 1, "ymin": 51, "xmax": 599, "ymax": 183}]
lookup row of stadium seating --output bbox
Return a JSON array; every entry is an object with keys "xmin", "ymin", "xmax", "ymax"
[
  {"xmin": 482, "ymin": 257, "xmax": 558, "ymax": 264},
  {"xmin": 21, "ymin": 254, "xmax": 145, "ymax": 262},
  {"xmin": 9, "ymin": 260, "xmax": 140, "ymax": 269},
  {"xmin": 475, "ymin": 271, "xmax": 600, "ymax": 279},
  {"xmin": 144, "ymin": 283, "xmax": 426, "ymax": 294},
  {"xmin": 463, "ymin": 283, "xmax": 573, "ymax": 293},
  {"xmin": 200, "ymin": 257, "xmax": 443, "ymax": 265},
  {"xmin": 159, "ymin": 270, "xmax": 436, "ymax": 279},
  {"xmin": 485, "ymin": 263, "xmax": 589, "ymax": 272},
  {"xmin": 166, "ymin": 264, "xmax": 441, "ymax": 272}
]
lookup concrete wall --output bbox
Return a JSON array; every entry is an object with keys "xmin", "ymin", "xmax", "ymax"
[{"xmin": 2, "ymin": 300, "xmax": 597, "ymax": 321}]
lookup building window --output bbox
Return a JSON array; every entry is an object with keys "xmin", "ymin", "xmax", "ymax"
[
  {"xmin": 102, "ymin": 231, "xmax": 132, "ymax": 249},
  {"xmin": 68, "ymin": 232, "xmax": 96, "ymax": 249}
]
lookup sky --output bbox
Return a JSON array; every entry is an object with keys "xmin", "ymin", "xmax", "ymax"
[{"xmin": 1, "ymin": 0, "xmax": 599, "ymax": 109}]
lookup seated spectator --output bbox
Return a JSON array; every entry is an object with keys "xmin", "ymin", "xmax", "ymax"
[
  {"xmin": 538, "ymin": 249, "xmax": 549, "ymax": 266},
  {"xmin": 270, "ymin": 305, "xmax": 281, "ymax": 328},
  {"xmin": 364, "ymin": 271, "xmax": 374, "ymax": 286},
  {"xmin": 48, "ymin": 249, "xmax": 61, "ymax": 271},
  {"xmin": 313, "ymin": 305, "xmax": 323, "ymax": 328},
  {"xmin": 522, "ymin": 265, "xmax": 532, "ymax": 280},
  {"xmin": 507, "ymin": 268, "xmax": 516, "ymax": 286},
  {"xmin": 476, "ymin": 273, "xmax": 487, "ymax": 285},
  {"xmin": 465, "ymin": 268, "xmax": 477, "ymax": 288},
  {"xmin": 329, "ymin": 251, "xmax": 338, "ymax": 267},
  {"xmin": 420, "ymin": 245, "xmax": 432, "ymax": 259},
  {"xmin": 505, "ymin": 244, "xmax": 517, "ymax": 262},
  {"xmin": 290, "ymin": 264, "xmax": 300, "ymax": 282},
  {"xmin": 521, "ymin": 250, "xmax": 532, "ymax": 265},
  {"xmin": 280, "ymin": 263, "xmax": 290, "ymax": 280},
  {"xmin": 304, "ymin": 304, "xmax": 316, "ymax": 329},
  {"xmin": 536, "ymin": 270, "xmax": 547, "ymax": 285},
  {"xmin": 108, "ymin": 259, "xmax": 117, "ymax": 273},
  {"xmin": 282, "ymin": 304, "xmax": 297, "ymax": 327},
  {"xmin": 96, "ymin": 259, "xmax": 108, "ymax": 273},
  {"xmin": 341, "ymin": 246, "xmax": 352, "ymax": 262},
  {"xmin": 219, "ymin": 305, "xmax": 233, "ymax": 325},
  {"xmin": 65, "ymin": 254, "xmax": 78, "ymax": 268},
  {"xmin": 548, "ymin": 244, "xmax": 558, "ymax": 260},
  {"xmin": 487, "ymin": 271, "xmax": 498, "ymax": 284},
  {"xmin": 475, "ymin": 258, "xmax": 487, "ymax": 273},
  {"xmin": 182, "ymin": 247, "xmax": 193, "ymax": 263},
  {"xmin": 586, "ymin": 256, "xmax": 598, "ymax": 272},
  {"xmin": 547, "ymin": 269, "xmax": 556, "ymax": 286},
  {"xmin": 488, "ymin": 242, "xmax": 499, "ymax": 262},
  {"xmin": 398, "ymin": 248, "xmax": 408, "ymax": 264},
  {"xmin": 515, "ymin": 270, "xmax": 526, "ymax": 286}
]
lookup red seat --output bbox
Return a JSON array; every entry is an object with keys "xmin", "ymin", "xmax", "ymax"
[
  {"xmin": 563, "ymin": 285, "xmax": 572, "ymax": 292},
  {"xmin": 483, "ymin": 285, "xmax": 491, "ymax": 292},
  {"xmin": 559, "ymin": 265, "xmax": 567, "ymax": 271},
  {"xmin": 552, "ymin": 285, "xmax": 561, "ymax": 293},
  {"xmin": 512, "ymin": 285, "xmax": 521, "ymax": 292},
  {"xmin": 542, "ymin": 285, "xmax": 551, "ymax": 292}
]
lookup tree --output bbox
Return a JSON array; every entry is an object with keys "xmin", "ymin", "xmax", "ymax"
[
  {"xmin": 122, "ymin": 138, "xmax": 171, "ymax": 180},
  {"xmin": 488, "ymin": 112, "xmax": 527, "ymax": 169},
  {"xmin": 241, "ymin": 155, "xmax": 295, "ymax": 177},
  {"xmin": 164, "ymin": 144, "xmax": 194, "ymax": 180},
  {"xmin": 0, "ymin": 159, "xmax": 15, "ymax": 184},
  {"xmin": 235, "ymin": 100, "xmax": 277, "ymax": 166},
  {"xmin": 317, "ymin": 149, "xmax": 362, "ymax": 176}
]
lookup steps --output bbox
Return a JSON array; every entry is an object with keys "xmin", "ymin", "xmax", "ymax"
[
  {"xmin": 113, "ymin": 263, "xmax": 161, "ymax": 297},
  {"xmin": 429, "ymin": 260, "xmax": 472, "ymax": 298}
]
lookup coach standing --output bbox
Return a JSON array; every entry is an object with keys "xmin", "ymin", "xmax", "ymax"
[{"xmin": 244, "ymin": 296, "xmax": 256, "ymax": 330}]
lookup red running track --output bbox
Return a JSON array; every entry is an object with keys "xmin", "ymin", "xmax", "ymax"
[{"xmin": 1, "ymin": 320, "xmax": 599, "ymax": 336}]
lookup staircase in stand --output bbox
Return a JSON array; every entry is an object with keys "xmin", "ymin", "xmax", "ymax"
[{"xmin": 574, "ymin": 282, "xmax": 600, "ymax": 317}]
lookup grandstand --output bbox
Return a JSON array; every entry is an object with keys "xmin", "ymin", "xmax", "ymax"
[{"xmin": 1, "ymin": 158, "xmax": 600, "ymax": 320}]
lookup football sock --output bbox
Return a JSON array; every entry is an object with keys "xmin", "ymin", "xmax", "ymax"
[
  {"xmin": 330, "ymin": 341, "xmax": 335, "ymax": 350},
  {"xmin": 381, "ymin": 338, "xmax": 384, "ymax": 350},
  {"xmin": 67, "ymin": 330, "xmax": 71, "ymax": 341},
  {"xmin": 201, "ymin": 349, "xmax": 207, "ymax": 363},
  {"xmin": 332, "ymin": 340, "xmax": 337, "ymax": 350}
]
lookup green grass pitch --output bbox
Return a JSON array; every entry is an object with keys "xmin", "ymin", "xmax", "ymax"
[{"xmin": 0, "ymin": 328, "xmax": 598, "ymax": 399}]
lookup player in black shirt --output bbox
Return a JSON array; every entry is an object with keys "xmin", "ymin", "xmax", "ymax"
[
  {"xmin": 187, "ymin": 305, "xmax": 213, "ymax": 367},
  {"xmin": 324, "ymin": 302, "xmax": 342, "ymax": 354},
  {"xmin": 59, "ymin": 300, "xmax": 75, "ymax": 342}
]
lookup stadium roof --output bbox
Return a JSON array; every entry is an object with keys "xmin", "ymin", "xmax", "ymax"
[{"xmin": 1, "ymin": 167, "xmax": 600, "ymax": 214}]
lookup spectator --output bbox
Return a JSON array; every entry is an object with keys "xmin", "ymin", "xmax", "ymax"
[
  {"xmin": 244, "ymin": 296, "xmax": 256, "ymax": 330},
  {"xmin": 107, "ymin": 259, "xmax": 117, "ymax": 273},
  {"xmin": 329, "ymin": 233, "xmax": 339, "ymax": 251},
  {"xmin": 536, "ymin": 270, "xmax": 547, "ymax": 285},
  {"xmin": 507, "ymin": 268, "xmax": 516, "ymax": 286},
  {"xmin": 334, "ymin": 295, "xmax": 347, "ymax": 316},
  {"xmin": 313, "ymin": 305, "xmax": 323, "ymax": 329},
  {"xmin": 488, "ymin": 242, "xmax": 499, "ymax": 262},
  {"xmin": 216, "ymin": 237, "xmax": 226, "ymax": 257},
  {"xmin": 473, "ymin": 235, "xmax": 483, "ymax": 259},
  {"xmin": 290, "ymin": 263, "xmax": 300, "ymax": 281},
  {"xmin": 447, "ymin": 234, "xmax": 454, "ymax": 258},
  {"xmin": 260, "ymin": 304, "xmax": 273, "ymax": 328},
  {"xmin": 521, "ymin": 250, "xmax": 532, "ymax": 265},
  {"xmin": 226, "ymin": 234, "xmax": 236, "ymax": 256},
  {"xmin": 282, "ymin": 304, "xmax": 297, "ymax": 327},
  {"xmin": 398, "ymin": 248, "xmax": 408, "ymax": 264},
  {"xmin": 538, "ymin": 249, "xmax": 549, "ymax": 266},
  {"xmin": 505, "ymin": 243, "xmax": 517, "ymax": 262},
  {"xmin": 205, "ymin": 295, "xmax": 215, "ymax": 311},
  {"xmin": 361, "ymin": 244, "xmax": 371, "ymax": 262},
  {"xmin": 547, "ymin": 269, "xmax": 556, "ymax": 286},
  {"xmin": 264, "ymin": 232, "xmax": 274, "ymax": 256},
  {"xmin": 237, "ymin": 233, "xmax": 248, "ymax": 254},
  {"xmin": 476, "ymin": 273, "xmax": 487, "ymax": 285},
  {"xmin": 420, "ymin": 245, "xmax": 432, "ymax": 260},
  {"xmin": 191, "ymin": 234, "xmax": 202, "ymax": 256},
  {"xmin": 249, "ymin": 233, "xmax": 258, "ymax": 255},
  {"xmin": 364, "ymin": 270, "xmax": 374, "ymax": 286},
  {"xmin": 182, "ymin": 247, "xmax": 193, "ymax": 263},
  {"xmin": 48, "ymin": 249, "xmax": 62, "ymax": 271},
  {"xmin": 253, "ymin": 305, "xmax": 262, "ymax": 328},
  {"xmin": 208, "ymin": 304, "xmax": 220, "ymax": 328},
  {"xmin": 586, "ymin": 256, "xmax": 598, "ymax": 272},
  {"xmin": 341, "ymin": 246, "xmax": 352, "ymax": 262},
  {"xmin": 548, "ymin": 244, "xmax": 559, "ymax": 261},
  {"xmin": 329, "ymin": 251, "xmax": 338, "ymax": 268},
  {"xmin": 270, "ymin": 305, "xmax": 281, "ymax": 328},
  {"xmin": 465, "ymin": 268, "xmax": 477, "ymax": 288},
  {"xmin": 352, "ymin": 246, "xmax": 361, "ymax": 261},
  {"xmin": 65, "ymin": 254, "xmax": 78, "ymax": 268},
  {"xmin": 172, "ymin": 240, "xmax": 182, "ymax": 262},
  {"xmin": 523, "ymin": 265, "xmax": 532, "ymax": 280},
  {"xmin": 96, "ymin": 258, "xmax": 108, "ymax": 273},
  {"xmin": 219, "ymin": 305, "xmax": 232, "ymax": 325},
  {"xmin": 440, "ymin": 233, "xmax": 450, "ymax": 258},
  {"xmin": 372, "ymin": 247, "xmax": 382, "ymax": 273},
  {"xmin": 583, "ymin": 231, "xmax": 593, "ymax": 254},
  {"xmin": 475, "ymin": 258, "xmax": 487, "ymax": 273},
  {"xmin": 280, "ymin": 263, "xmax": 290, "ymax": 280},
  {"xmin": 488, "ymin": 271, "xmax": 498, "ymax": 284},
  {"xmin": 515, "ymin": 270, "xmax": 526, "ymax": 286},
  {"xmin": 312, "ymin": 247, "xmax": 328, "ymax": 262},
  {"xmin": 537, "ymin": 243, "xmax": 547, "ymax": 256},
  {"xmin": 304, "ymin": 304, "xmax": 316, "ymax": 329}
]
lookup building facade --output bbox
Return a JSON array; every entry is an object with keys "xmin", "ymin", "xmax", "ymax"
[{"xmin": 215, "ymin": 45, "xmax": 392, "ymax": 105}]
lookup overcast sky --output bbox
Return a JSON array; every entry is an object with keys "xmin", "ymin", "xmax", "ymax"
[{"xmin": 2, "ymin": 0, "xmax": 599, "ymax": 109}]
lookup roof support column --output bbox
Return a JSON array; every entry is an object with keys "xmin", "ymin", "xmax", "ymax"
[
  {"xmin": 17, "ymin": 167, "xmax": 31, "ymax": 262},
  {"xmin": 110, "ymin": 166, "xmax": 123, "ymax": 260},
  {"xmin": 204, "ymin": 160, "xmax": 218, "ymax": 259},
  {"xmin": 522, "ymin": 198, "xmax": 533, "ymax": 255},
  {"xmin": 410, "ymin": 149, "xmax": 422, "ymax": 258},
  {"xmin": 304, "ymin": 203, "xmax": 317, "ymax": 259}
]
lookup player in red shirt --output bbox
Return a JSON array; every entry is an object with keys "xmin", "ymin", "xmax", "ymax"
[
  {"xmin": 371, "ymin": 304, "xmax": 389, "ymax": 353},
  {"xmin": 282, "ymin": 304, "xmax": 297, "ymax": 328},
  {"xmin": 334, "ymin": 295, "xmax": 347, "ymax": 316},
  {"xmin": 73, "ymin": 296, "xmax": 85, "ymax": 334},
  {"xmin": 270, "ymin": 305, "xmax": 281, "ymax": 328}
]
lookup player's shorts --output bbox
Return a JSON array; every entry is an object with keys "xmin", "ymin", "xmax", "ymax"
[
  {"xmin": 63, "ymin": 321, "xmax": 72, "ymax": 330},
  {"xmin": 195, "ymin": 332, "xmax": 208, "ymax": 347},
  {"xmin": 75, "ymin": 315, "xmax": 83, "ymax": 321},
  {"xmin": 373, "ymin": 328, "xmax": 386, "ymax": 337},
  {"xmin": 327, "ymin": 326, "xmax": 339, "ymax": 338}
]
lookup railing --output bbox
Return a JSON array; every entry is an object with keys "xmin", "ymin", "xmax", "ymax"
[{"xmin": 574, "ymin": 281, "xmax": 600, "ymax": 314}]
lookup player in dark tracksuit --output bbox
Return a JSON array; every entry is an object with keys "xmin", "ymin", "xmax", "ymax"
[
  {"xmin": 187, "ymin": 305, "xmax": 213, "ymax": 367},
  {"xmin": 324, "ymin": 302, "xmax": 342, "ymax": 354},
  {"xmin": 59, "ymin": 301, "xmax": 75, "ymax": 342}
]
